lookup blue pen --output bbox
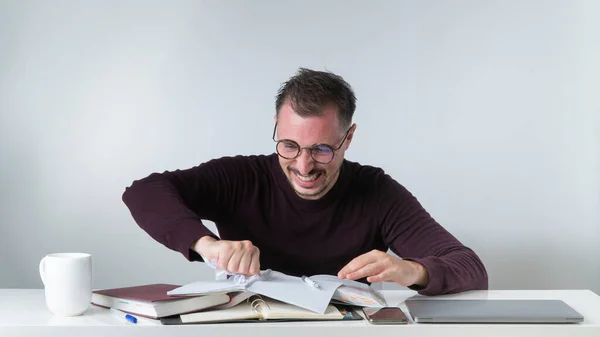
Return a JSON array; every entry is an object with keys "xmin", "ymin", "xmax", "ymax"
[{"xmin": 110, "ymin": 308, "xmax": 138, "ymax": 324}]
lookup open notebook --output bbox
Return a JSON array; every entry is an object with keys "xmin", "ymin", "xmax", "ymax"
[
  {"xmin": 161, "ymin": 295, "xmax": 362, "ymax": 324},
  {"xmin": 167, "ymin": 270, "xmax": 386, "ymax": 314}
]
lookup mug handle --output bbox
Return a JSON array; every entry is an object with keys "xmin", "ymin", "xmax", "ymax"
[{"xmin": 39, "ymin": 257, "xmax": 46, "ymax": 285}]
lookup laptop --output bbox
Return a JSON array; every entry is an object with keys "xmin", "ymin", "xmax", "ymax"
[{"xmin": 405, "ymin": 299, "xmax": 584, "ymax": 324}]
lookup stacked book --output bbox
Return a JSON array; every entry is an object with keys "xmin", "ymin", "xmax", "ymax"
[{"xmin": 91, "ymin": 283, "xmax": 230, "ymax": 319}]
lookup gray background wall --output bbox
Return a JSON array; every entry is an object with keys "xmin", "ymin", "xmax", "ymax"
[{"xmin": 1, "ymin": 0, "xmax": 598, "ymax": 293}]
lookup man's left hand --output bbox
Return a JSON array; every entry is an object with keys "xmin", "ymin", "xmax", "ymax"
[{"xmin": 337, "ymin": 249, "xmax": 430, "ymax": 287}]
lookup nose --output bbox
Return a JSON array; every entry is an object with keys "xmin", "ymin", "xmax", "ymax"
[{"xmin": 295, "ymin": 148, "xmax": 315, "ymax": 175}]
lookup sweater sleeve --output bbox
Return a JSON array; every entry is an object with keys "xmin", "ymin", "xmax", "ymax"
[
  {"xmin": 121, "ymin": 156, "xmax": 248, "ymax": 261},
  {"xmin": 379, "ymin": 175, "xmax": 488, "ymax": 295}
]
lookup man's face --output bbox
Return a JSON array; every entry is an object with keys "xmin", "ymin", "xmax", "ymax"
[{"xmin": 275, "ymin": 101, "xmax": 355, "ymax": 200}]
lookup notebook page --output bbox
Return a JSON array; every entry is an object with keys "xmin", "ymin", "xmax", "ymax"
[
  {"xmin": 259, "ymin": 298, "xmax": 344, "ymax": 320},
  {"xmin": 179, "ymin": 302, "xmax": 260, "ymax": 323},
  {"xmin": 166, "ymin": 279, "xmax": 245, "ymax": 296},
  {"xmin": 247, "ymin": 270, "xmax": 342, "ymax": 314},
  {"xmin": 168, "ymin": 269, "xmax": 271, "ymax": 296}
]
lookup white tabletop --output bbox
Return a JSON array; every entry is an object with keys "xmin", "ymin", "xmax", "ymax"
[{"xmin": 1, "ymin": 289, "xmax": 600, "ymax": 337}]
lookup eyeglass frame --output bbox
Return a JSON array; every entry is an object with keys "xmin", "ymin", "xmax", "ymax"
[{"xmin": 271, "ymin": 122, "xmax": 352, "ymax": 164}]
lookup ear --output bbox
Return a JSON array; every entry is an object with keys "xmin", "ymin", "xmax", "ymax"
[
  {"xmin": 344, "ymin": 123, "xmax": 357, "ymax": 150},
  {"xmin": 273, "ymin": 114, "xmax": 277, "ymax": 123}
]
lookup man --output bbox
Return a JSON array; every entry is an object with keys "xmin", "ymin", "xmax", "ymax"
[{"xmin": 122, "ymin": 68, "xmax": 488, "ymax": 295}]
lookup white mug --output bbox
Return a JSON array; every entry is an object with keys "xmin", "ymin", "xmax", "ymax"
[{"xmin": 39, "ymin": 253, "xmax": 92, "ymax": 316}]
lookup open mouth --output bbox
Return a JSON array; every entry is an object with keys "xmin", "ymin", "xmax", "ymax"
[{"xmin": 292, "ymin": 171, "xmax": 323, "ymax": 188}]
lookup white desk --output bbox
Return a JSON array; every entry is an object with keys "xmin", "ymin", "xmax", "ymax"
[{"xmin": 1, "ymin": 289, "xmax": 599, "ymax": 337}]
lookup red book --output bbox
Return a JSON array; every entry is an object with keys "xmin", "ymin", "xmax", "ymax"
[{"xmin": 91, "ymin": 283, "xmax": 230, "ymax": 319}]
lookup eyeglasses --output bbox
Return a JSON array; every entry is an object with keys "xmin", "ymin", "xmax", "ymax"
[{"xmin": 272, "ymin": 122, "xmax": 351, "ymax": 164}]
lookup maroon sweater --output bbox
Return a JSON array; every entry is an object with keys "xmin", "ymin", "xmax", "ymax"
[{"xmin": 122, "ymin": 153, "xmax": 488, "ymax": 295}]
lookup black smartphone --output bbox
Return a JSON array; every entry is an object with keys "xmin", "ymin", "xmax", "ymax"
[{"xmin": 362, "ymin": 307, "xmax": 410, "ymax": 324}]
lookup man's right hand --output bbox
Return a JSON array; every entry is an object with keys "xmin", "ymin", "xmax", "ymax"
[{"xmin": 192, "ymin": 236, "xmax": 260, "ymax": 276}]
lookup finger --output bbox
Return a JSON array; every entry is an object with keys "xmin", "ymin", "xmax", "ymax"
[
  {"xmin": 226, "ymin": 243, "xmax": 246, "ymax": 273},
  {"xmin": 338, "ymin": 255, "xmax": 368, "ymax": 278},
  {"xmin": 237, "ymin": 247, "xmax": 254, "ymax": 275},
  {"xmin": 216, "ymin": 243, "xmax": 235, "ymax": 271},
  {"xmin": 248, "ymin": 248, "xmax": 260, "ymax": 275},
  {"xmin": 228, "ymin": 241, "xmax": 257, "ymax": 274},
  {"xmin": 240, "ymin": 241, "xmax": 259, "ymax": 275},
  {"xmin": 366, "ymin": 269, "xmax": 393, "ymax": 283},
  {"xmin": 338, "ymin": 250, "xmax": 382, "ymax": 278},
  {"xmin": 344, "ymin": 261, "xmax": 385, "ymax": 281}
]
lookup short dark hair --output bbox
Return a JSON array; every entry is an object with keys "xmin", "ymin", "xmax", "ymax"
[{"xmin": 275, "ymin": 68, "xmax": 356, "ymax": 129}]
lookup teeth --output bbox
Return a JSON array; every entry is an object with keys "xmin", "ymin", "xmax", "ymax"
[{"xmin": 295, "ymin": 172, "xmax": 319, "ymax": 182}]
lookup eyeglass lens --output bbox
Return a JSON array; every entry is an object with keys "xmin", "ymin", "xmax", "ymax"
[{"xmin": 276, "ymin": 141, "xmax": 334, "ymax": 164}]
